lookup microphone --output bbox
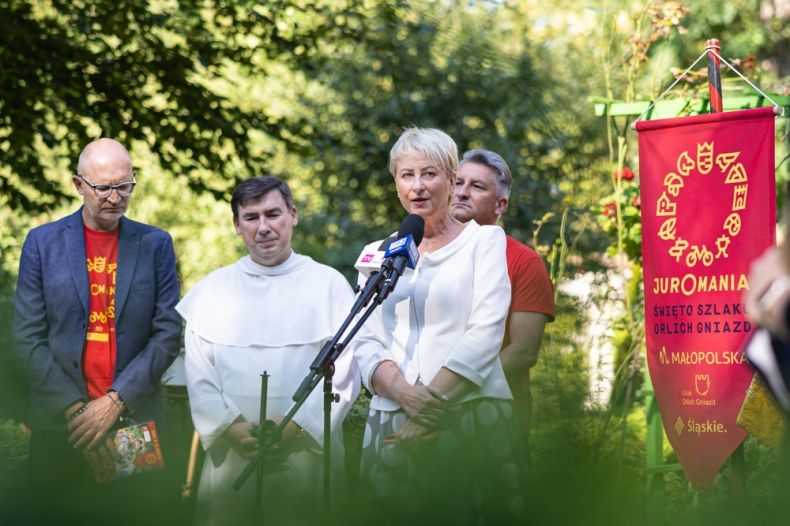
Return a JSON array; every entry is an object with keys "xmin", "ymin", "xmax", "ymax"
[
  {"xmin": 380, "ymin": 214, "xmax": 424, "ymax": 296},
  {"xmin": 293, "ymin": 215, "xmax": 424, "ymax": 402},
  {"xmin": 353, "ymin": 237, "xmax": 396, "ymax": 278},
  {"xmin": 353, "ymin": 214, "xmax": 424, "ymax": 278}
]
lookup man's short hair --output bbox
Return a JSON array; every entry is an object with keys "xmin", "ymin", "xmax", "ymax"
[
  {"xmin": 389, "ymin": 127, "xmax": 459, "ymax": 179},
  {"xmin": 460, "ymin": 149, "xmax": 513, "ymax": 199},
  {"xmin": 231, "ymin": 176, "xmax": 295, "ymax": 219}
]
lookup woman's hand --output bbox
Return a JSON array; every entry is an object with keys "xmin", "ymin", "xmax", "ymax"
[
  {"xmin": 371, "ymin": 361, "xmax": 446, "ymax": 428},
  {"xmin": 397, "ymin": 385, "xmax": 445, "ymax": 428},
  {"xmin": 390, "ymin": 419, "xmax": 436, "ymax": 446}
]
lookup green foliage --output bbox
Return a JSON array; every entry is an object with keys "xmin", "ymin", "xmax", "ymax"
[
  {"xmin": 532, "ymin": 296, "xmax": 589, "ymax": 428},
  {"xmin": 0, "ymin": 0, "xmax": 365, "ymax": 211},
  {"xmin": 661, "ymin": 435, "xmax": 786, "ymax": 526},
  {"xmin": 595, "ymin": 176, "xmax": 643, "ymax": 262},
  {"xmin": 342, "ymin": 389, "xmax": 371, "ymax": 488},
  {"xmin": 0, "ymin": 418, "xmax": 29, "ymax": 522},
  {"xmin": 0, "ymin": 419, "xmax": 29, "ymax": 472},
  {"xmin": 530, "ymin": 294, "xmax": 647, "ymax": 524},
  {"xmin": 0, "ymin": 0, "xmax": 606, "ymax": 279},
  {"xmin": 681, "ymin": 0, "xmax": 790, "ymax": 86},
  {"xmin": 293, "ymin": 0, "xmax": 605, "ymax": 265},
  {"xmin": 0, "ymin": 205, "xmax": 36, "ymax": 422}
]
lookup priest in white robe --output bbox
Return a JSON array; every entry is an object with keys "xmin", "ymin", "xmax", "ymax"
[{"xmin": 177, "ymin": 176, "xmax": 360, "ymax": 526}]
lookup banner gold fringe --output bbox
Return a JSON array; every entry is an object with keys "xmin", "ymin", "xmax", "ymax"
[{"xmin": 737, "ymin": 374, "xmax": 785, "ymax": 448}]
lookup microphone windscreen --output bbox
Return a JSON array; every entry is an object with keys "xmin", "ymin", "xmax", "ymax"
[{"xmin": 397, "ymin": 214, "xmax": 425, "ymax": 246}]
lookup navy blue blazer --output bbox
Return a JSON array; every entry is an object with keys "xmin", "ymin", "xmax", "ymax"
[{"xmin": 12, "ymin": 209, "xmax": 181, "ymax": 431}]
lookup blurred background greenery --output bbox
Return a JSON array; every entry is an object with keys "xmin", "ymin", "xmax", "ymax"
[{"xmin": 1, "ymin": 0, "xmax": 790, "ymax": 524}]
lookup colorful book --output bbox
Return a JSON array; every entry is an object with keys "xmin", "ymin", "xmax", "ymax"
[{"xmin": 91, "ymin": 420, "xmax": 165, "ymax": 483}]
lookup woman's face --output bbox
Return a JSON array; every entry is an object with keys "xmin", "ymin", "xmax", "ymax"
[{"xmin": 394, "ymin": 153, "xmax": 454, "ymax": 222}]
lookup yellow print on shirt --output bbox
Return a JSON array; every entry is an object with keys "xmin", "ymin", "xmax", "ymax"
[
  {"xmin": 87, "ymin": 256, "xmax": 107, "ymax": 273},
  {"xmin": 89, "ymin": 305, "xmax": 115, "ymax": 322},
  {"xmin": 87, "ymin": 258, "xmax": 117, "ymax": 279},
  {"xmin": 90, "ymin": 311, "xmax": 108, "ymax": 324}
]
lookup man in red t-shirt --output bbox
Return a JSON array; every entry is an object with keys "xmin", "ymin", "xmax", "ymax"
[{"xmin": 451, "ymin": 149, "xmax": 555, "ymax": 444}]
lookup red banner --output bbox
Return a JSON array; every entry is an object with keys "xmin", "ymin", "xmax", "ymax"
[{"xmin": 636, "ymin": 107, "xmax": 776, "ymax": 488}]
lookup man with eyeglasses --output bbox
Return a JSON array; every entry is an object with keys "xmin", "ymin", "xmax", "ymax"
[{"xmin": 12, "ymin": 138, "xmax": 181, "ymax": 524}]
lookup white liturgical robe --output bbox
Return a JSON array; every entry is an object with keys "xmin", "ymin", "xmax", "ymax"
[{"xmin": 177, "ymin": 253, "xmax": 359, "ymax": 526}]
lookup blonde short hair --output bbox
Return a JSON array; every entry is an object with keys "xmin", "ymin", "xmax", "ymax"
[{"xmin": 388, "ymin": 127, "xmax": 459, "ymax": 178}]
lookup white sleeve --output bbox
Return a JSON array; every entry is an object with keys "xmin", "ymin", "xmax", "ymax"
[
  {"xmin": 184, "ymin": 326, "xmax": 242, "ymax": 451},
  {"xmin": 350, "ymin": 272, "xmax": 395, "ymax": 393},
  {"xmin": 443, "ymin": 227, "xmax": 511, "ymax": 386}
]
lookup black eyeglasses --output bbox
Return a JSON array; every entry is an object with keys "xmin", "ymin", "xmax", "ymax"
[{"xmin": 78, "ymin": 173, "xmax": 137, "ymax": 199}]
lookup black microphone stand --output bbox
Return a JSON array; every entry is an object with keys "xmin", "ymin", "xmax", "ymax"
[
  {"xmin": 253, "ymin": 372, "xmax": 269, "ymax": 524},
  {"xmin": 233, "ymin": 259, "xmax": 401, "ymax": 521}
]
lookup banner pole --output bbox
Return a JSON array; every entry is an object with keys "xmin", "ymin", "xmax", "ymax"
[{"xmin": 706, "ymin": 39, "xmax": 723, "ymax": 113}]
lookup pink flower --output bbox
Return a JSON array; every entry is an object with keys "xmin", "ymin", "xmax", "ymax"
[
  {"xmin": 631, "ymin": 196, "xmax": 641, "ymax": 208},
  {"xmin": 602, "ymin": 201, "xmax": 617, "ymax": 218}
]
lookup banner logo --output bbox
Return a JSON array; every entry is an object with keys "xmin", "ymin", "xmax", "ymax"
[
  {"xmin": 654, "ymin": 142, "xmax": 746, "ymax": 269},
  {"xmin": 695, "ymin": 374, "xmax": 711, "ymax": 396}
]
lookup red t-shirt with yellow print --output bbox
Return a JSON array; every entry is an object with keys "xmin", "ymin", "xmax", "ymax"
[{"xmin": 83, "ymin": 226, "xmax": 119, "ymax": 399}]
